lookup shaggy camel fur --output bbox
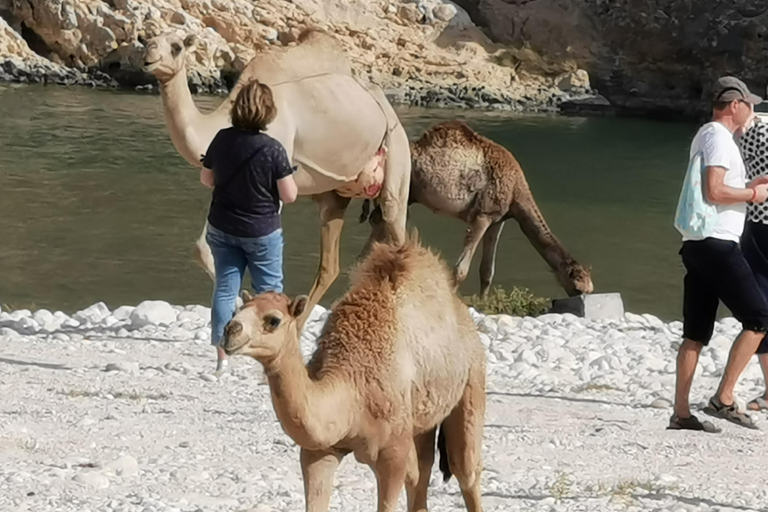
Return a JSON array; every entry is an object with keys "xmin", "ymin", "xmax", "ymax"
[
  {"xmin": 404, "ymin": 120, "xmax": 593, "ymax": 297},
  {"xmin": 142, "ymin": 29, "xmax": 410, "ymax": 325},
  {"xmin": 220, "ymin": 233, "xmax": 487, "ymax": 512}
]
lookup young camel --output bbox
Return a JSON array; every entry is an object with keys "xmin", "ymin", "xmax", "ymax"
[
  {"xmin": 220, "ymin": 233, "xmax": 487, "ymax": 512},
  {"xmin": 406, "ymin": 120, "xmax": 593, "ymax": 297}
]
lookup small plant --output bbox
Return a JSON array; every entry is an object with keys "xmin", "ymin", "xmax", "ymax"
[
  {"xmin": 549, "ymin": 471, "xmax": 574, "ymax": 502},
  {"xmin": 463, "ymin": 286, "xmax": 550, "ymax": 317}
]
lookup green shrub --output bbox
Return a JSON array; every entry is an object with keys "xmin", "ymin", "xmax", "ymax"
[{"xmin": 462, "ymin": 286, "xmax": 550, "ymax": 317}]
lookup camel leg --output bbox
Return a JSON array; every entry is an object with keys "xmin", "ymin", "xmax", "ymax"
[
  {"xmin": 374, "ymin": 442, "xmax": 411, "ymax": 512},
  {"xmin": 301, "ymin": 191, "xmax": 350, "ymax": 328},
  {"xmin": 406, "ymin": 429, "xmax": 436, "ymax": 512},
  {"xmin": 194, "ymin": 221, "xmax": 216, "ymax": 281},
  {"xmin": 441, "ymin": 363, "xmax": 486, "ymax": 512},
  {"xmin": 479, "ymin": 222, "xmax": 505, "ymax": 296},
  {"xmin": 455, "ymin": 215, "xmax": 493, "ymax": 286},
  {"xmin": 367, "ymin": 123, "xmax": 411, "ymax": 251},
  {"xmin": 301, "ymin": 448, "xmax": 344, "ymax": 512}
]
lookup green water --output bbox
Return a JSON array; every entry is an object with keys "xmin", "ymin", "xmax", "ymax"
[{"xmin": 0, "ymin": 84, "xmax": 699, "ymax": 320}]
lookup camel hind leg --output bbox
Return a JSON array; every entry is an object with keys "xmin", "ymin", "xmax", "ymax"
[
  {"xmin": 439, "ymin": 363, "xmax": 486, "ymax": 512},
  {"xmin": 365, "ymin": 119, "xmax": 411, "ymax": 252},
  {"xmin": 479, "ymin": 221, "xmax": 505, "ymax": 296},
  {"xmin": 455, "ymin": 214, "xmax": 493, "ymax": 287}
]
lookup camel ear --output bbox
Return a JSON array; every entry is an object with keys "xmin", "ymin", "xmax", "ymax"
[
  {"xmin": 184, "ymin": 34, "xmax": 199, "ymax": 50},
  {"xmin": 289, "ymin": 295, "xmax": 309, "ymax": 318},
  {"xmin": 240, "ymin": 289, "xmax": 255, "ymax": 303}
]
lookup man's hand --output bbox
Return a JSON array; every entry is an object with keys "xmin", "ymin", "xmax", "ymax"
[
  {"xmin": 752, "ymin": 183, "xmax": 768, "ymax": 203},
  {"xmin": 749, "ymin": 176, "xmax": 768, "ymax": 188}
]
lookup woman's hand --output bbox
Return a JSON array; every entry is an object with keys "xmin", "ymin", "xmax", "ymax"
[
  {"xmin": 736, "ymin": 111, "xmax": 757, "ymax": 138},
  {"xmin": 200, "ymin": 166, "xmax": 214, "ymax": 189},
  {"xmin": 277, "ymin": 175, "xmax": 298, "ymax": 204}
]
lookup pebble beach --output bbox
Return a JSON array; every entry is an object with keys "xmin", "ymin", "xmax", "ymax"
[{"xmin": 2, "ymin": 300, "xmax": 768, "ymax": 512}]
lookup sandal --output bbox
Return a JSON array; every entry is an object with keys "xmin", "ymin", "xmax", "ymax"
[
  {"xmin": 747, "ymin": 397, "xmax": 768, "ymax": 412},
  {"xmin": 702, "ymin": 396, "xmax": 759, "ymax": 430},
  {"xmin": 667, "ymin": 413, "xmax": 721, "ymax": 433}
]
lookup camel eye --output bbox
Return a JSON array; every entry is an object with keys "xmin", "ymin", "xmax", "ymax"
[
  {"xmin": 171, "ymin": 43, "xmax": 182, "ymax": 56},
  {"xmin": 265, "ymin": 315, "xmax": 281, "ymax": 330}
]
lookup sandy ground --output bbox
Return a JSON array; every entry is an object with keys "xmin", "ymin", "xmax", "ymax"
[{"xmin": 2, "ymin": 304, "xmax": 768, "ymax": 512}]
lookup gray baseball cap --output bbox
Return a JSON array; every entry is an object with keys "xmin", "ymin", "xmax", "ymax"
[{"xmin": 713, "ymin": 76, "xmax": 763, "ymax": 104}]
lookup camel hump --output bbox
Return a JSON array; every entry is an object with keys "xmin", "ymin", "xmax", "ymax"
[
  {"xmin": 352, "ymin": 230, "xmax": 447, "ymax": 290},
  {"xmin": 413, "ymin": 120, "xmax": 488, "ymax": 150}
]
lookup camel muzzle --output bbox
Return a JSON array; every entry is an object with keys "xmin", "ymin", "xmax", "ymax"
[{"xmin": 220, "ymin": 320, "xmax": 244, "ymax": 355}]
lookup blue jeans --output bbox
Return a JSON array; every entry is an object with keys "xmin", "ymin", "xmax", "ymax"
[{"xmin": 206, "ymin": 224, "xmax": 284, "ymax": 346}]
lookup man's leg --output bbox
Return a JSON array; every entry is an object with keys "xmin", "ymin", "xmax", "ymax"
[
  {"xmin": 747, "ymin": 353, "xmax": 768, "ymax": 410},
  {"xmin": 670, "ymin": 242, "xmax": 720, "ymax": 431},
  {"xmin": 674, "ymin": 339, "xmax": 704, "ymax": 418},
  {"xmin": 704, "ymin": 243, "xmax": 768, "ymax": 428},
  {"xmin": 715, "ymin": 330, "xmax": 765, "ymax": 405}
]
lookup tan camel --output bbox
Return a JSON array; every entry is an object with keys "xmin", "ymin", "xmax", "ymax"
[
  {"xmin": 403, "ymin": 120, "xmax": 593, "ymax": 297},
  {"xmin": 220, "ymin": 233, "xmax": 486, "ymax": 512},
  {"xmin": 142, "ymin": 29, "xmax": 411, "ymax": 323}
]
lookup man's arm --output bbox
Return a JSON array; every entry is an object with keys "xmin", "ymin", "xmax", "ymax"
[{"xmin": 706, "ymin": 166, "xmax": 762, "ymax": 204}]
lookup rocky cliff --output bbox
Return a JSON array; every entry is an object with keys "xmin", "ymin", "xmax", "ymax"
[
  {"xmin": 455, "ymin": 0, "xmax": 768, "ymax": 119},
  {"xmin": 0, "ymin": 0, "xmax": 593, "ymax": 111}
]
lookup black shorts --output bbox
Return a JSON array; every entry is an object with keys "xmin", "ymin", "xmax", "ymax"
[{"xmin": 680, "ymin": 237, "xmax": 768, "ymax": 351}]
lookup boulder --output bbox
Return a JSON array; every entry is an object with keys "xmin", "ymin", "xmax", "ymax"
[{"xmin": 129, "ymin": 300, "xmax": 178, "ymax": 328}]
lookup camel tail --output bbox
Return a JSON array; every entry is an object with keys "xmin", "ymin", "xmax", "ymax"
[{"xmin": 437, "ymin": 423, "xmax": 452, "ymax": 482}]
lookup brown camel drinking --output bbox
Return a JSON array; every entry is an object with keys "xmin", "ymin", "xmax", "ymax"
[
  {"xmin": 220, "ymin": 232, "xmax": 487, "ymax": 512},
  {"xmin": 404, "ymin": 120, "xmax": 593, "ymax": 297}
]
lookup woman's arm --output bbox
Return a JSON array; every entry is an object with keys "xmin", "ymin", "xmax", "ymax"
[
  {"xmin": 200, "ymin": 166, "xmax": 214, "ymax": 189},
  {"xmin": 277, "ymin": 175, "xmax": 298, "ymax": 203}
]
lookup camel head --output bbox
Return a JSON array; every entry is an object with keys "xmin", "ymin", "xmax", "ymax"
[
  {"xmin": 142, "ymin": 32, "xmax": 198, "ymax": 82},
  {"xmin": 219, "ymin": 291, "xmax": 308, "ymax": 362},
  {"xmin": 556, "ymin": 260, "xmax": 594, "ymax": 297}
]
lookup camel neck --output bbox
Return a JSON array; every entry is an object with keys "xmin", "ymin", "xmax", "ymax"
[
  {"xmin": 509, "ymin": 189, "xmax": 571, "ymax": 268},
  {"xmin": 263, "ymin": 326, "xmax": 353, "ymax": 450},
  {"xmin": 159, "ymin": 71, "xmax": 205, "ymax": 166}
]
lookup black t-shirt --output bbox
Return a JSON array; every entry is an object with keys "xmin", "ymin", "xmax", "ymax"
[{"xmin": 202, "ymin": 127, "xmax": 294, "ymax": 238}]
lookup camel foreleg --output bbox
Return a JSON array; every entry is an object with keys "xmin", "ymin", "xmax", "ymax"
[
  {"xmin": 374, "ymin": 441, "xmax": 412, "ymax": 512},
  {"xmin": 300, "ymin": 191, "xmax": 350, "ymax": 330},
  {"xmin": 406, "ymin": 429, "xmax": 437, "ymax": 512},
  {"xmin": 194, "ymin": 221, "xmax": 216, "ymax": 281},
  {"xmin": 479, "ymin": 221, "xmax": 505, "ymax": 296},
  {"xmin": 301, "ymin": 448, "xmax": 345, "ymax": 512}
]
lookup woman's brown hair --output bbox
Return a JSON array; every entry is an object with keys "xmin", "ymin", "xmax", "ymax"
[{"xmin": 230, "ymin": 79, "xmax": 277, "ymax": 132}]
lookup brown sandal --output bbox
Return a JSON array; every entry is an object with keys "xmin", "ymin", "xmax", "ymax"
[
  {"xmin": 667, "ymin": 413, "xmax": 721, "ymax": 433},
  {"xmin": 702, "ymin": 397, "xmax": 759, "ymax": 430}
]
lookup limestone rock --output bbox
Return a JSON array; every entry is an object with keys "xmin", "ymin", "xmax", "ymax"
[
  {"xmin": 557, "ymin": 69, "xmax": 590, "ymax": 91},
  {"xmin": 129, "ymin": 300, "xmax": 178, "ymax": 328}
]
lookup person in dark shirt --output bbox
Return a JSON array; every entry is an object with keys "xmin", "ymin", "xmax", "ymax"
[{"xmin": 200, "ymin": 79, "xmax": 298, "ymax": 374}]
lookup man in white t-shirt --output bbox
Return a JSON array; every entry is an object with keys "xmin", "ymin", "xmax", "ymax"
[{"xmin": 672, "ymin": 76, "xmax": 768, "ymax": 432}]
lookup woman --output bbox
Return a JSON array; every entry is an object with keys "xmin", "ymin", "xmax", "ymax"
[
  {"xmin": 200, "ymin": 79, "xmax": 298, "ymax": 374},
  {"xmin": 738, "ymin": 112, "xmax": 768, "ymax": 411}
]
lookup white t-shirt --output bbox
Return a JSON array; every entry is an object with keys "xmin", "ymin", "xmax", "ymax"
[{"xmin": 684, "ymin": 121, "xmax": 746, "ymax": 243}]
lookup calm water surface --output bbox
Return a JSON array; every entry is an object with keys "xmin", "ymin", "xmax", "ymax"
[{"xmin": 0, "ymin": 84, "xmax": 699, "ymax": 319}]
